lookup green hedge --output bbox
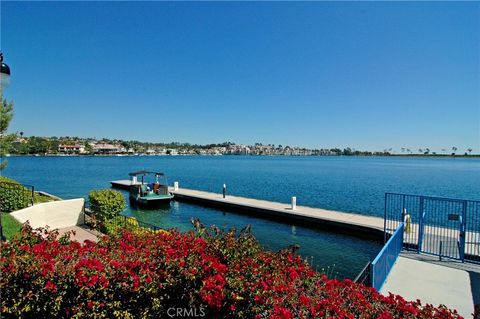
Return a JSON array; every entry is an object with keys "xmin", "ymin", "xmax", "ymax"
[
  {"xmin": 88, "ymin": 189, "xmax": 126, "ymax": 221},
  {"xmin": 0, "ymin": 176, "xmax": 33, "ymax": 213}
]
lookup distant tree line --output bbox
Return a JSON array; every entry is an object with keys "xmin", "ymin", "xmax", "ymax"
[
  {"xmin": 4, "ymin": 134, "xmax": 477, "ymax": 156},
  {"xmin": 10, "ymin": 136, "xmax": 60, "ymax": 154}
]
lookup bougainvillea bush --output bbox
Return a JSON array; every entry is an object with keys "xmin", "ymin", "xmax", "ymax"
[{"xmin": 0, "ymin": 222, "xmax": 466, "ymax": 319}]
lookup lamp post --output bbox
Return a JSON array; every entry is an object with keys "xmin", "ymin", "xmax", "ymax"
[
  {"xmin": 0, "ymin": 52, "xmax": 11, "ymax": 92},
  {"xmin": 0, "ymin": 51, "xmax": 11, "ymax": 241},
  {"xmin": 0, "ymin": 51, "xmax": 11, "ymax": 171}
]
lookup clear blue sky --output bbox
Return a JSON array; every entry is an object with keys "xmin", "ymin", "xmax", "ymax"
[{"xmin": 1, "ymin": 2, "xmax": 479, "ymax": 153}]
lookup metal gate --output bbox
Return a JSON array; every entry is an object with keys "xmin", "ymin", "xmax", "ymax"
[{"xmin": 384, "ymin": 193, "xmax": 480, "ymax": 263}]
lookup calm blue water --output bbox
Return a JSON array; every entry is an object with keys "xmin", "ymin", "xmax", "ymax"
[{"xmin": 3, "ymin": 155, "xmax": 479, "ymax": 278}]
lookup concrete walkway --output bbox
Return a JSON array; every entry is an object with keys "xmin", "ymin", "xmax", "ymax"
[
  {"xmin": 381, "ymin": 252, "xmax": 480, "ymax": 318},
  {"xmin": 57, "ymin": 225, "xmax": 100, "ymax": 243}
]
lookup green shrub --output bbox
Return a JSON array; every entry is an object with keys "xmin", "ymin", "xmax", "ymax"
[
  {"xmin": 0, "ymin": 176, "xmax": 33, "ymax": 213},
  {"xmin": 88, "ymin": 189, "xmax": 125, "ymax": 221}
]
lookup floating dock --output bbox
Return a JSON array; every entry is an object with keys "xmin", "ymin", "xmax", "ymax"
[
  {"xmin": 110, "ymin": 181, "xmax": 480, "ymax": 248},
  {"xmin": 111, "ymin": 179, "xmax": 384, "ymax": 238},
  {"xmin": 167, "ymin": 188, "xmax": 479, "ymax": 254},
  {"xmin": 168, "ymin": 187, "xmax": 386, "ymax": 239}
]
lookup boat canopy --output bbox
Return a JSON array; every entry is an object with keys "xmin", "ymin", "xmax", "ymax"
[{"xmin": 128, "ymin": 170, "xmax": 165, "ymax": 177}]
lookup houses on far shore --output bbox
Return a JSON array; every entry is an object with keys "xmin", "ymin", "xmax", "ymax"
[
  {"xmin": 10, "ymin": 136, "xmax": 399, "ymax": 156},
  {"xmin": 57, "ymin": 142, "xmax": 127, "ymax": 154},
  {"xmin": 92, "ymin": 143, "xmax": 126, "ymax": 154},
  {"xmin": 54, "ymin": 141, "xmax": 337, "ymax": 156},
  {"xmin": 58, "ymin": 144, "xmax": 85, "ymax": 154}
]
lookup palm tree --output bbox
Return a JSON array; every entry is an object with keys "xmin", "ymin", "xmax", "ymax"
[
  {"xmin": 418, "ymin": 148, "xmax": 423, "ymax": 154},
  {"xmin": 451, "ymin": 146, "xmax": 457, "ymax": 155},
  {"xmin": 467, "ymin": 148, "xmax": 473, "ymax": 155},
  {"xmin": 425, "ymin": 148, "xmax": 430, "ymax": 155}
]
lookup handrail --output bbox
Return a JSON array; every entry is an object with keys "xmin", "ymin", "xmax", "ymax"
[
  {"xmin": 83, "ymin": 200, "xmax": 162, "ymax": 234},
  {"xmin": 0, "ymin": 180, "xmax": 35, "ymax": 189},
  {"xmin": 354, "ymin": 261, "xmax": 371, "ymax": 285},
  {"xmin": 370, "ymin": 222, "xmax": 404, "ymax": 291}
]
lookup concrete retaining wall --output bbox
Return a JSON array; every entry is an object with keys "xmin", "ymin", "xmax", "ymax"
[{"xmin": 11, "ymin": 198, "xmax": 85, "ymax": 229}]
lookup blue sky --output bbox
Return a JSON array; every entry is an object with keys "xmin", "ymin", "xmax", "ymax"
[{"xmin": 1, "ymin": 2, "xmax": 479, "ymax": 153}]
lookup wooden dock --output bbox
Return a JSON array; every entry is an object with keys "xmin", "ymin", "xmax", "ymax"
[{"xmin": 168, "ymin": 187, "xmax": 386, "ymax": 239}]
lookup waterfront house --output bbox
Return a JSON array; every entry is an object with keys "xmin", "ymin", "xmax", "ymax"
[
  {"xmin": 92, "ymin": 143, "xmax": 123, "ymax": 154},
  {"xmin": 252, "ymin": 144, "xmax": 274, "ymax": 155},
  {"xmin": 166, "ymin": 149, "xmax": 178, "ymax": 155},
  {"xmin": 227, "ymin": 144, "xmax": 251, "ymax": 155},
  {"xmin": 58, "ymin": 144, "xmax": 85, "ymax": 154}
]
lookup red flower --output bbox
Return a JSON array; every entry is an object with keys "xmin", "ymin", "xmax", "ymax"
[
  {"xmin": 44, "ymin": 281, "xmax": 57, "ymax": 292},
  {"xmin": 299, "ymin": 295, "xmax": 310, "ymax": 306},
  {"xmin": 0, "ymin": 224, "xmax": 464, "ymax": 319}
]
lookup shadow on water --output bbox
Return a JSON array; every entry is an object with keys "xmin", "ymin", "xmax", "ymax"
[{"xmin": 469, "ymin": 271, "xmax": 480, "ymax": 307}]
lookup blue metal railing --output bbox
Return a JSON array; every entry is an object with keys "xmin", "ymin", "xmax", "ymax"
[
  {"xmin": 384, "ymin": 193, "xmax": 480, "ymax": 264},
  {"xmin": 370, "ymin": 222, "xmax": 404, "ymax": 291},
  {"xmin": 360, "ymin": 192, "xmax": 480, "ymax": 290}
]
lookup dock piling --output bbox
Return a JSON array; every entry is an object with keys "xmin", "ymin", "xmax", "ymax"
[{"xmin": 291, "ymin": 196, "xmax": 297, "ymax": 210}]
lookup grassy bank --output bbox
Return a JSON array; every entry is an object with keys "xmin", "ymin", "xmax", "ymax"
[{"xmin": 1, "ymin": 212, "xmax": 22, "ymax": 240}]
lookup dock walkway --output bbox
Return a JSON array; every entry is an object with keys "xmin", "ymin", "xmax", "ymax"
[
  {"xmin": 111, "ymin": 179, "xmax": 385, "ymax": 237},
  {"xmin": 167, "ymin": 186, "xmax": 385, "ymax": 238},
  {"xmin": 111, "ymin": 181, "xmax": 478, "ymax": 249}
]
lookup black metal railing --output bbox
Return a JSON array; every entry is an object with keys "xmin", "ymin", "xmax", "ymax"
[
  {"xmin": 83, "ymin": 201, "xmax": 162, "ymax": 235},
  {"xmin": 354, "ymin": 261, "xmax": 371, "ymax": 286},
  {"xmin": 0, "ymin": 180, "xmax": 35, "ymax": 212}
]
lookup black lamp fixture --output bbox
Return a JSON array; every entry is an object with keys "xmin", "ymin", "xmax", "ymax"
[
  {"xmin": 0, "ymin": 52, "xmax": 11, "ymax": 91},
  {"xmin": 0, "ymin": 51, "xmax": 10, "ymax": 240}
]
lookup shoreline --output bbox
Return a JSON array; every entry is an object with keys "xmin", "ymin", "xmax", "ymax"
[{"xmin": 5, "ymin": 153, "xmax": 480, "ymax": 158}]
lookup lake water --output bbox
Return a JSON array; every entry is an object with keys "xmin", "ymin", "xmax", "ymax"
[{"xmin": 3, "ymin": 155, "xmax": 479, "ymax": 278}]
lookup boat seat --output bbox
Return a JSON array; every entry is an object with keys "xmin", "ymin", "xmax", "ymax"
[{"xmin": 140, "ymin": 185, "xmax": 148, "ymax": 196}]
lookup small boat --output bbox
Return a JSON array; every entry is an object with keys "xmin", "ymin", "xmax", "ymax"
[{"xmin": 128, "ymin": 170, "xmax": 173, "ymax": 208}]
